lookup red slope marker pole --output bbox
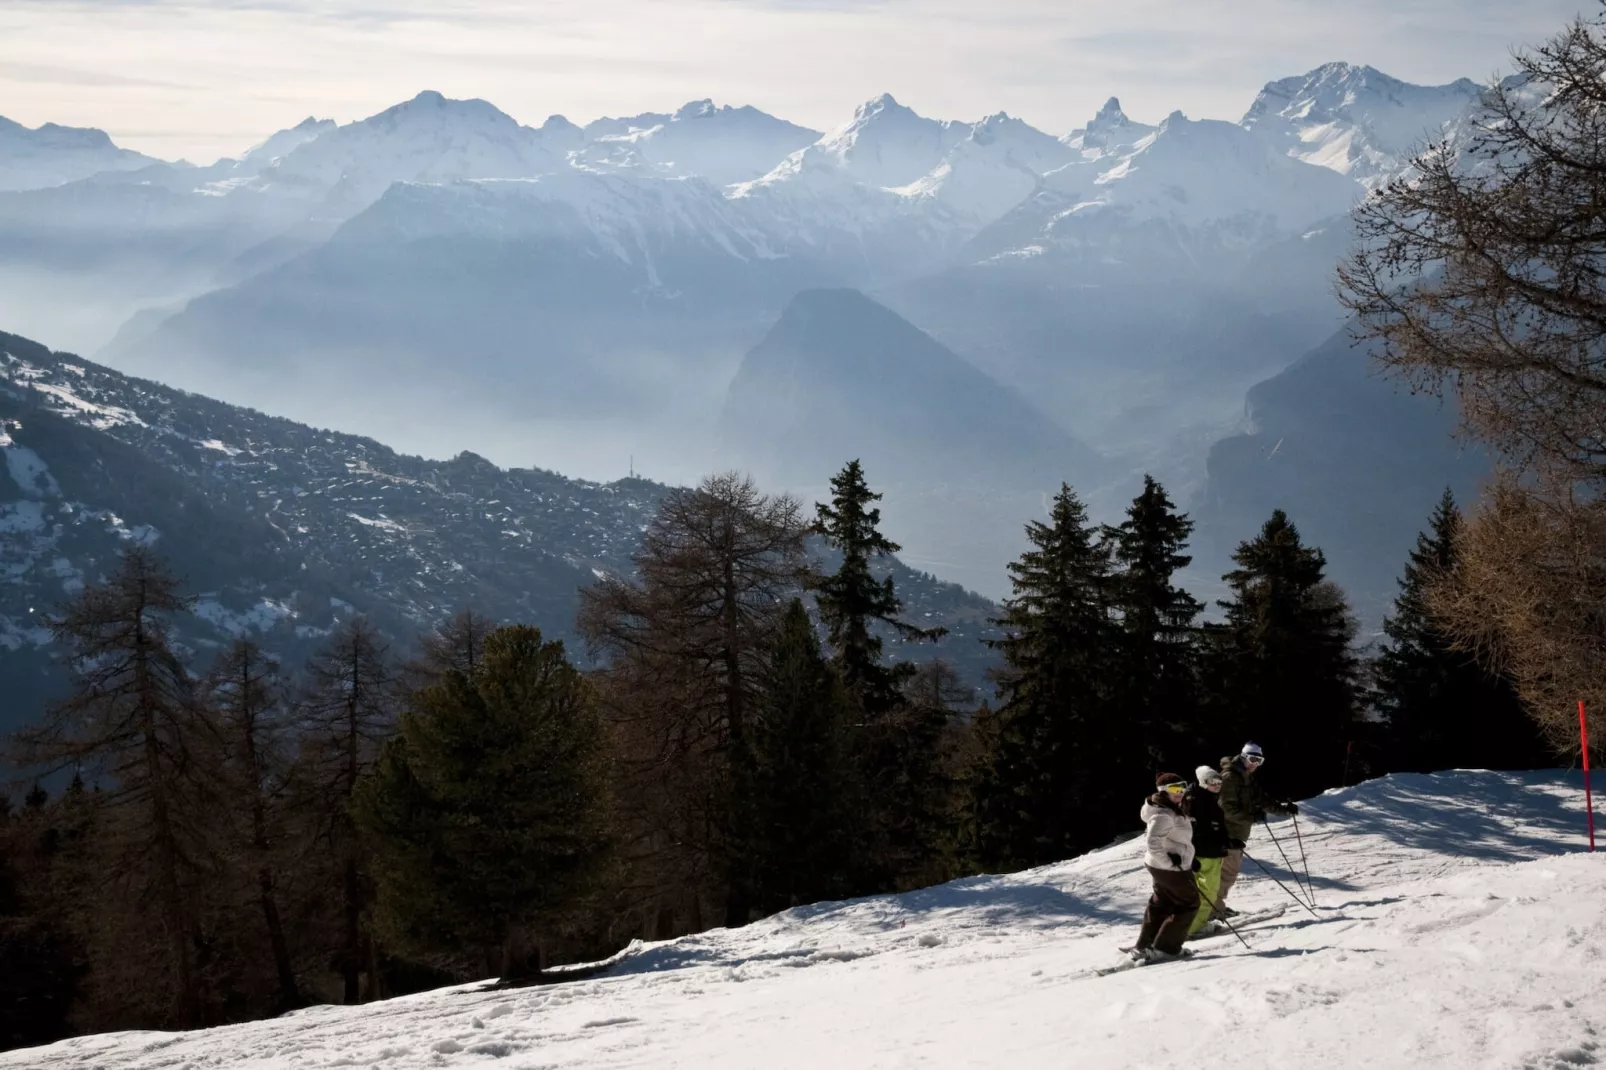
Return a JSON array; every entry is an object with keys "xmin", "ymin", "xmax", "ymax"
[{"xmin": 1582, "ymin": 700, "xmax": 1596, "ymax": 853}]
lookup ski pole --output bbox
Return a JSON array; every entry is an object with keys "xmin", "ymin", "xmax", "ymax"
[
  {"xmin": 1262, "ymin": 818, "xmax": 1314, "ymax": 909},
  {"xmin": 1193, "ymin": 883, "xmax": 1252, "ymax": 951},
  {"xmin": 1242, "ymin": 850, "xmax": 1320, "ymax": 919},
  {"xmin": 1292, "ymin": 813, "xmax": 1316, "ymax": 909}
]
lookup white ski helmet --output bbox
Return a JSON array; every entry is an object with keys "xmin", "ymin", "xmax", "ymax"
[{"xmin": 1195, "ymin": 765, "xmax": 1223, "ymax": 787}]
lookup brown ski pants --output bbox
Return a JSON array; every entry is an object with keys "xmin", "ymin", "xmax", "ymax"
[{"xmin": 1136, "ymin": 865, "xmax": 1201, "ymax": 955}]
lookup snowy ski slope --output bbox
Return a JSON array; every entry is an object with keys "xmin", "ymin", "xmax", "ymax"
[{"xmin": 9, "ymin": 770, "xmax": 1603, "ymax": 1069}]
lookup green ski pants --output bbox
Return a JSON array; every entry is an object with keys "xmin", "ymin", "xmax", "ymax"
[{"xmin": 1188, "ymin": 856, "xmax": 1224, "ymax": 935}]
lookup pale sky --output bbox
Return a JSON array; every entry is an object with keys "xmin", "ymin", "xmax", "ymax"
[{"xmin": 0, "ymin": 0, "xmax": 1588, "ymax": 163}]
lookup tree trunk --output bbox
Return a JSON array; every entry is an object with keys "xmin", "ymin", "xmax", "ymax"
[
  {"xmin": 257, "ymin": 866, "xmax": 301, "ymax": 1010},
  {"xmin": 362, "ymin": 933, "xmax": 383, "ymax": 1002},
  {"xmin": 342, "ymin": 853, "xmax": 361, "ymax": 1003},
  {"xmin": 139, "ymin": 649, "xmax": 201, "ymax": 1027}
]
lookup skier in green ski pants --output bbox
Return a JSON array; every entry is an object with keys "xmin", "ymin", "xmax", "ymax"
[{"xmin": 1186, "ymin": 764, "xmax": 1231, "ymax": 937}]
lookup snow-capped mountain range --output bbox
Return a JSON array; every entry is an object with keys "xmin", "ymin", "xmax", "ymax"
[
  {"xmin": 0, "ymin": 61, "xmax": 1480, "ymax": 270},
  {"xmin": 0, "ymin": 60, "xmax": 1499, "ymax": 617}
]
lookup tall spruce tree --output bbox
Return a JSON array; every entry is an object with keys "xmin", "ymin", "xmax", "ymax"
[
  {"xmin": 1209, "ymin": 510, "xmax": 1360, "ymax": 789},
  {"xmin": 1106, "ymin": 476, "xmax": 1203, "ymax": 771},
  {"xmin": 813, "ymin": 460, "xmax": 942, "ymax": 714},
  {"xmin": 355, "ymin": 625, "xmax": 612, "ymax": 980},
  {"xmin": 973, "ymin": 485, "xmax": 1119, "ymax": 868},
  {"xmin": 813, "ymin": 461, "xmax": 945, "ymax": 888},
  {"xmin": 1376, "ymin": 491, "xmax": 1551, "ymax": 772}
]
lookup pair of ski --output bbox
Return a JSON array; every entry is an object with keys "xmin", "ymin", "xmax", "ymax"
[{"xmin": 1095, "ymin": 905, "xmax": 1287, "ymax": 976}]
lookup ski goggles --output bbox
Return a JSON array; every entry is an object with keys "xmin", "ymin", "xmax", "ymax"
[
  {"xmin": 1242, "ymin": 754, "xmax": 1265, "ymax": 767},
  {"xmin": 1161, "ymin": 782, "xmax": 1188, "ymax": 795}
]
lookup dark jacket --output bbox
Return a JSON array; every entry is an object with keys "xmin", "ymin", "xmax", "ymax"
[
  {"xmin": 1187, "ymin": 786, "xmax": 1231, "ymax": 859},
  {"xmin": 1218, "ymin": 756, "xmax": 1291, "ymax": 841}
]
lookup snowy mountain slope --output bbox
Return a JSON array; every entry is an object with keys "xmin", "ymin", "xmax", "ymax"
[
  {"xmin": 238, "ymin": 116, "xmax": 337, "ymax": 171},
  {"xmin": 1240, "ymin": 62, "xmax": 1482, "ymax": 186},
  {"xmin": 0, "ymin": 115, "xmax": 164, "ymax": 193},
  {"xmin": 11, "ymin": 770, "xmax": 1600, "ymax": 1069},
  {"xmin": 0, "ymin": 327, "xmax": 1003, "ymax": 729},
  {"xmin": 892, "ymin": 112, "xmax": 1077, "ymax": 226},
  {"xmin": 575, "ymin": 100, "xmax": 820, "ymax": 186},
  {"xmin": 254, "ymin": 91, "xmax": 569, "ymax": 213},
  {"xmin": 790, "ymin": 93, "xmax": 972, "ymax": 190},
  {"xmin": 1025, "ymin": 109, "xmax": 1362, "ymax": 240}
]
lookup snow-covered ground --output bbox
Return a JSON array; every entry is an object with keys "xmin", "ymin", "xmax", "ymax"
[{"xmin": 10, "ymin": 770, "xmax": 1603, "ymax": 1069}]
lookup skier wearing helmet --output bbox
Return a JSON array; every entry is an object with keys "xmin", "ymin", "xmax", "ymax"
[
  {"xmin": 1214, "ymin": 742, "xmax": 1299, "ymax": 920},
  {"xmin": 1185, "ymin": 764, "xmax": 1231, "ymax": 938}
]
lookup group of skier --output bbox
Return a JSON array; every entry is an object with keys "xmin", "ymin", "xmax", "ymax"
[{"xmin": 1129, "ymin": 742, "xmax": 1300, "ymax": 963}]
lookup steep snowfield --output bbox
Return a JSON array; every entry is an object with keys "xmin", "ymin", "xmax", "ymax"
[
  {"xmin": 1240, "ymin": 62, "xmax": 1482, "ymax": 185},
  {"xmin": 238, "ymin": 117, "xmax": 337, "ymax": 171},
  {"xmin": 12, "ymin": 771, "xmax": 1602, "ymax": 1069},
  {"xmin": 257, "ymin": 91, "xmax": 568, "ymax": 205},
  {"xmin": 1043, "ymin": 110, "xmax": 1363, "ymax": 233},
  {"xmin": 575, "ymin": 100, "xmax": 820, "ymax": 186}
]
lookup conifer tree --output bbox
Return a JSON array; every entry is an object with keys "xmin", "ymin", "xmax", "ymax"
[
  {"xmin": 404, "ymin": 609, "xmax": 498, "ymax": 691},
  {"xmin": 578, "ymin": 472, "xmax": 809, "ymax": 929},
  {"xmin": 813, "ymin": 460, "xmax": 942, "ymax": 714},
  {"xmin": 355, "ymin": 625, "xmax": 612, "ymax": 980},
  {"xmin": 736, "ymin": 600, "xmax": 859, "ymax": 912},
  {"xmin": 813, "ymin": 461, "xmax": 946, "ymax": 887},
  {"xmin": 1106, "ymin": 476, "xmax": 1203, "ymax": 770},
  {"xmin": 1209, "ymin": 510, "xmax": 1360, "ymax": 788},
  {"xmin": 202, "ymin": 639, "xmax": 301, "ymax": 1011},
  {"xmin": 296, "ymin": 617, "xmax": 395, "ymax": 1004},
  {"xmin": 12, "ymin": 547, "xmax": 209, "ymax": 1027},
  {"xmin": 1376, "ymin": 491, "xmax": 1551, "ymax": 772},
  {"xmin": 892, "ymin": 659, "xmax": 974, "ymax": 887},
  {"xmin": 973, "ymin": 485, "xmax": 1118, "ymax": 868}
]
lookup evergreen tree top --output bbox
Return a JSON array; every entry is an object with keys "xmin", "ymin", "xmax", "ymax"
[
  {"xmin": 1221, "ymin": 508, "xmax": 1328, "ymax": 604},
  {"xmin": 814, "ymin": 459, "xmax": 900, "ymax": 558}
]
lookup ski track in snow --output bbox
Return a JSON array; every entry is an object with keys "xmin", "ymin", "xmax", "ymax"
[{"xmin": 8, "ymin": 770, "xmax": 1604, "ymax": 1069}]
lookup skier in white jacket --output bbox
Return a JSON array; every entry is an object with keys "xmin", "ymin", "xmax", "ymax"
[{"xmin": 1130, "ymin": 772, "xmax": 1201, "ymax": 962}]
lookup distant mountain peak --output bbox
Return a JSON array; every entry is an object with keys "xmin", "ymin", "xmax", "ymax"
[
  {"xmin": 370, "ymin": 90, "xmax": 516, "ymax": 128},
  {"xmin": 1066, "ymin": 96, "xmax": 1155, "ymax": 154},
  {"xmin": 1094, "ymin": 97, "xmax": 1128, "ymax": 123},
  {"xmin": 721, "ymin": 288, "xmax": 1098, "ymax": 489},
  {"xmin": 0, "ymin": 115, "xmax": 159, "ymax": 191},
  {"xmin": 674, "ymin": 99, "xmax": 717, "ymax": 120},
  {"xmin": 1240, "ymin": 62, "xmax": 1482, "ymax": 184}
]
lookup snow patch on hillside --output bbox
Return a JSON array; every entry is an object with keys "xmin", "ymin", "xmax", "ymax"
[
  {"xmin": 11, "ymin": 771, "xmax": 1601, "ymax": 1070},
  {"xmin": 4, "ymin": 442, "xmax": 61, "ymax": 499},
  {"xmin": 193, "ymin": 597, "xmax": 295, "ymax": 636}
]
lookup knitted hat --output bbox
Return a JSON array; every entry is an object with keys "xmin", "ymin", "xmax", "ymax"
[
  {"xmin": 1195, "ymin": 764, "xmax": 1223, "ymax": 787},
  {"xmin": 1155, "ymin": 772, "xmax": 1185, "ymax": 788},
  {"xmin": 1241, "ymin": 742, "xmax": 1265, "ymax": 758}
]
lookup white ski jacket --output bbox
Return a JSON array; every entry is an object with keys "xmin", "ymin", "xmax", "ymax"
[{"xmin": 1140, "ymin": 798, "xmax": 1195, "ymax": 872}]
